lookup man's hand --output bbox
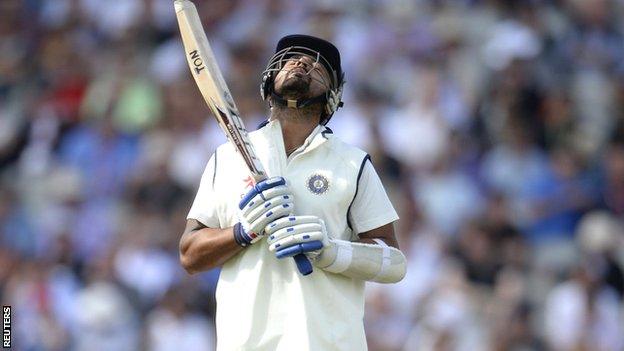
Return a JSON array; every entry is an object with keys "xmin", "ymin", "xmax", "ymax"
[
  {"xmin": 265, "ymin": 215, "xmax": 327, "ymax": 260},
  {"xmin": 234, "ymin": 177, "xmax": 294, "ymax": 247},
  {"xmin": 265, "ymin": 216, "xmax": 406, "ymax": 282}
]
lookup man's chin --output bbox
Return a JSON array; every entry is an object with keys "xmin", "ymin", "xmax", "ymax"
[{"xmin": 278, "ymin": 78, "xmax": 310, "ymax": 98}]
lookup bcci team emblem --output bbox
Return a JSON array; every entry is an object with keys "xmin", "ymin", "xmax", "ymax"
[{"xmin": 307, "ymin": 174, "xmax": 329, "ymax": 195}]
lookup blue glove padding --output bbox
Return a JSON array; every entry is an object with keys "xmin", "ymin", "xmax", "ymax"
[
  {"xmin": 239, "ymin": 177, "xmax": 286, "ymax": 209},
  {"xmin": 235, "ymin": 177, "xmax": 293, "ymax": 247},
  {"xmin": 266, "ymin": 215, "xmax": 329, "ymax": 260},
  {"xmin": 275, "ymin": 240, "xmax": 323, "ymax": 259}
]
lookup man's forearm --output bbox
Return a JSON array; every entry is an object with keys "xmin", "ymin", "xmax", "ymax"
[
  {"xmin": 312, "ymin": 238, "xmax": 407, "ymax": 283},
  {"xmin": 313, "ymin": 222, "xmax": 407, "ymax": 283},
  {"xmin": 180, "ymin": 220, "xmax": 244, "ymax": 274}
]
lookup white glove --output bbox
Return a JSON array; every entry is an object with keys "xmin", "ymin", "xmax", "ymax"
[
  {"xmin": 265, "ymin": 215, "xmax": 330, "ymax": 260},
  {"xmin": 233, "ymin": 177, "xmax": 294, "ymax": 247}
]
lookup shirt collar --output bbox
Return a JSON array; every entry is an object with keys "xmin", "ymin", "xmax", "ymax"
[{"xmin": 261, "ymin": 119, "xmax": 332, "ymax": 156}]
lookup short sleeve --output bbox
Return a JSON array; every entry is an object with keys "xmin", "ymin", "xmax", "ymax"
[
  {"xmin": 348, "ymin": 159, "xmax": 399, "ymax": 235},
  {"xmin": 187, "ymin": 152, "xmax": 221, "ymax": 228}
]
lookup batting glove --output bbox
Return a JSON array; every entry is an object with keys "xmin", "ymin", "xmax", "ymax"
[
  {"xmin": 234, "ymin": 177, "xmax": 294, "ymax": 247},
  {"xmin": 265, "ymin": 215, "xmax": 328, "ymax": 260}
]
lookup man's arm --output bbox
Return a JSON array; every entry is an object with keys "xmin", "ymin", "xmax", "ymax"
[
  {"xmin": 357, "ymin": 222, "xmax": 399, "ymax": 249},
  {"xmin": 181, "ymin": 176, "xmax": 294, "ymax": 274},
  {"xmin": 266, "ymin": 218, "xmax": 406, "ymax": 283},
  {"xmin": 314, "ymin": 221, "xmax": 406, "ymax": 283},
  {"xmin": 179, "ymin": 219, "xmax": 243, "ymax": 274},
  {"xmin": 178, "ymin": 217, "xmax": 397, "ymax": 275},
  {"xmin": 264, "ymin": 158, "xmax": 406, "ymax": 283}
]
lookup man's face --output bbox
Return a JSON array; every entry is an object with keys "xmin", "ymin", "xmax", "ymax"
[{"xmin": 273, "ymin": 54, "xmax": 331, "ymax": 100}]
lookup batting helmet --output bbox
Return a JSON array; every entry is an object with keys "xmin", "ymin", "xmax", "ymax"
[{"xmin": 260, "ymin": 34, "xmax": 345, "ymax": 125}]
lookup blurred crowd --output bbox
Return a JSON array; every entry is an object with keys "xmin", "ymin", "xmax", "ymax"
[{"xmin": 1, "ymin": 0, "xmax": 624, "ymax": 350}]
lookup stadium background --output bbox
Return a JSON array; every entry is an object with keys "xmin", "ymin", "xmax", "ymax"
[{"xmin": 1, "ymin": 0, "xmax": 624, "ymax": 350}]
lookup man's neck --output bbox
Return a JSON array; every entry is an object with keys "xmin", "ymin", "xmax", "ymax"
[{"xmin": 269, "ymin": 106, "xmax": 321, "ymax": 156}]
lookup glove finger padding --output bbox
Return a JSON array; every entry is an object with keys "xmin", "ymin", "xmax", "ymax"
[
  {"xmin": 268, "ymin": 226, "xmax": 324, "ymax": 251},
  {"xmin": 269, "ymin": 232, "xmax": 323, "ymax": 251},
  {"xmin": 244, "ymin": 193, "xmax": 292, "ymax": 226},
  {"xmin": 240, "ymin": 186, "xmax": 292, "ymax": 216},
  {"xmin": 236, "ymin": 177, "xmax": 294, "ymax": 245},
  {"xmin": 265, "ymin": 215, "xmax": 320, "ymax": 236},
  {"xmin": 239, "ymin": 177, "xmax": 286, "ymax": 209},
  {"xmin": 265, "ymin": 215, "xmax": 329, "ymax": 259},
  {"xmin": 275, "ymin": 240, "xmax": 324, "ymax": 259},
  {"xmin": 244, "ymin": 201, "xmax": 293, "ymax": 237}
]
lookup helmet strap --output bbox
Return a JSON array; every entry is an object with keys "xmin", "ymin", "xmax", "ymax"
[{"xmin": 270, "ymin": 91, "xmax": 327, "ymax": 109}]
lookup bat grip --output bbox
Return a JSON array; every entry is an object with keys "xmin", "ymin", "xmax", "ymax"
[{"xmin": 294, "ymin": 254, "xmax": 313, "ymax": 275}]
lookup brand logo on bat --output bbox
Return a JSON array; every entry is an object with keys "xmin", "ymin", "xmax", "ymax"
[
  {"xmin": 213, "ymin": 101, "xmax": 261, "ymax": 175},
  {"xmin": 188, "ymin": 50, "xmax": 205, "ymax": 74}
]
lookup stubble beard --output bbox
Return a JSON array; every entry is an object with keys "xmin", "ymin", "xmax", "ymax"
[
  {"xmin": 271, "ymin": 102, "xmax": 323, "ymax": 124},
  {"xmin": 271, "ymin": 72, "xmax": 323, "ymax": 124},
  {"xmin": 278, "ymin": 75, "xmax": 311, "ymax": 99},
  {"xmin": 271, "ymin": 79, "xmax": 323, "ymax": 123}
]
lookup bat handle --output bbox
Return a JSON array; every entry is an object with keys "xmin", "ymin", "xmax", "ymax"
[{"xmin": 294, "ymin": 254, "xmax": 313, "ymax": 275}]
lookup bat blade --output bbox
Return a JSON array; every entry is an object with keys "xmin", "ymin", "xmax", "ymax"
[
  {"xmin": 174, "ymin": 0, "xmax": 265, "ymax": 183},
  {"xmin": 174, "ymin": 0, "xmax": 313, "ymax": 276}
]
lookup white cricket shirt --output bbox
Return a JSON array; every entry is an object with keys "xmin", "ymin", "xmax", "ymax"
[{"xmin": 187, "ymin": 120, "xmax": 399, "ymax": 350}]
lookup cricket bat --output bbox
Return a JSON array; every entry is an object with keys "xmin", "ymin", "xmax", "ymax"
[{"xmin": 174, "ymin": 0, "xmax": 314, "ymax": 275}]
